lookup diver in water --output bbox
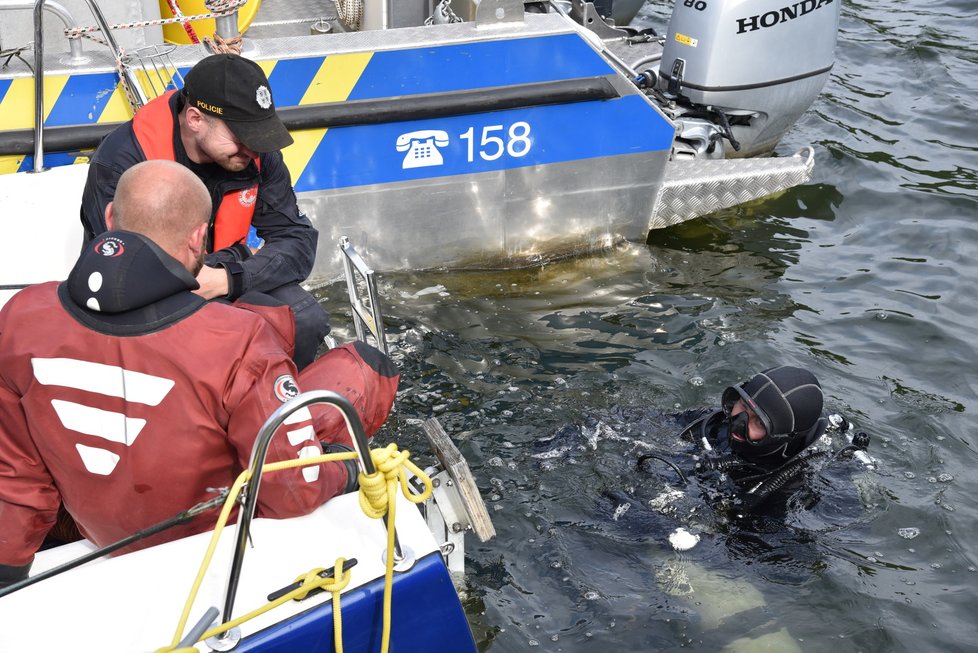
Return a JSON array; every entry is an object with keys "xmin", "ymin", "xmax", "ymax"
[{"xmin": 641, "ymin": 365, "xmax": 870, "ymax": 517}]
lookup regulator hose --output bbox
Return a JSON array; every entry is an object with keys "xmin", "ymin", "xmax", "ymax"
[
  {"xmin": 637, "ymin": 453, "xmax": 688, "ymax": 486},
  {"xmin": 739, "ymin": 450, "xmax": 833, "ymax": 509}
]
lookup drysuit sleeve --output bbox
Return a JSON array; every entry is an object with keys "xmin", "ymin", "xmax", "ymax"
[
  {"xmin": 0, "ymin": 381, "xmax": 60, "ymax": 574},
  {"xmin": 299, "ymin": 342, "xmax": 400, "ymax": 449},
  {"xmin": 224, "ymin": 321, "xmax": 350, "ymax": 519}
]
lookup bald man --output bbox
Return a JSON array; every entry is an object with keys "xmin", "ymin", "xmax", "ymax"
[
  {"xmin": 0, "ymin": 161, "xmax": 398, "ymax": 588},
  {"xmin": 104, "ymin": 159, "xmax": 212, "ymax": 275}
]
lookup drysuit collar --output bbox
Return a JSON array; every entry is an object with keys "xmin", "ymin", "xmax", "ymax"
[{"xmin": 60, "ymin": 230, "xmax": 205, "ymax": 335}]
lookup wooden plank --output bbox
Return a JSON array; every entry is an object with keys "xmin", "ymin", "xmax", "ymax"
[{"xmin": 422, "ymin": 418, "xmax": 496, "ymax": 542}]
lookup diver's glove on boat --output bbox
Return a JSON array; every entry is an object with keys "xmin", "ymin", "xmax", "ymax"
[{"xmin": 323, "ymin": 442, "xmax": 360, "ymax": 494}]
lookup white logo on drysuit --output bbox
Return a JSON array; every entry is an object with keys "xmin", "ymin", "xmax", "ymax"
[
  {"xmin": 31, "ymin": 358, "xmax": 174, "ymax": 475},
  {"xmin": 29, "ymin": 360, "xmax": 322, "ymax": 483}
]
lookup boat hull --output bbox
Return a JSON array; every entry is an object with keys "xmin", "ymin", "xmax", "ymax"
[
  {"xmin": 0, "ymin": 15, "xmax": 676, "ymax": 279},
  {"xmin": 0, "ymin": 492, "xmax": 477, "ymax": 652}
]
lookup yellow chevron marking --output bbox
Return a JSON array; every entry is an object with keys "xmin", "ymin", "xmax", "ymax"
[
  {"xmin": 257, "ymin": 59, "xmax": 277, "ymax": 79},
  {"xmin": 98, "ymin": 67, "xmax": 181, "ymax": 123},
  {"xmin": 300, "ymin": 52, "xmax": 373, "ymax": 105},
  {"xmin": 0, "ymin": 155, "xmax": 25, "ymax": 175},
  {"xmin": 1, "ymin": 75, "xmax": 71, "ymax": 130},
  {"xmin": 281, "ymin": 52, "xmax": 373, "ymax": 182},
  {"xmin": 97, "ymin": 84, "xmax": 135, "ymax": 123}
]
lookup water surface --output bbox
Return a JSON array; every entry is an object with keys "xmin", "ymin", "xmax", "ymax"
[{"xmin": 319, "ymin": 1, "xmax": 978, "ymax": 649}]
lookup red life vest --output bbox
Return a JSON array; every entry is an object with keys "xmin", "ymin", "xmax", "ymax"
[{"xmin": 131, "ymin": 90, "xmax": 259, "ymax": 250}]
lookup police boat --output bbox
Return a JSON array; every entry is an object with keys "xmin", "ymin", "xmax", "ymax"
[
  {"xmin": 0, "ymin": 0, "xmax": 840, "ymax": 302},
  {"xmin": 0, "ymin": 247, "xmax": 496, "ymax": 653}
]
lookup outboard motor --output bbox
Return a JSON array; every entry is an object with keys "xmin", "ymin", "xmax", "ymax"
[{"xmin": 657, "ymin": 0, "xmax": 840, "ymax": 158}]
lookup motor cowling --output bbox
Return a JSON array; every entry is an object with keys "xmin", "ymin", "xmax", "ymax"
[{"xmin": 658, "ymin": 0, "xmax": 840, "ymax": 157}]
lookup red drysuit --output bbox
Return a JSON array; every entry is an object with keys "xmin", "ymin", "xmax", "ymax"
[{"xmin": 0, "ymin": 231, "xmax": 398, "ymax": 579}]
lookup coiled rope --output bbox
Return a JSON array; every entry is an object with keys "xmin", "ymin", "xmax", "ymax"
[
  {"xmin": 357, "ymin": 443, "xmax": 433, "ymax": 653},
  {"xmin": 334, "ymin": 0, "xmax": 363, "ymax": 31}
]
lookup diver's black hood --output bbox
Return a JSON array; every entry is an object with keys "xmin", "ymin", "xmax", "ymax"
[
  {"xmin": 720, "ymin": 366, "xmax": 828, "ymax": 463},
  {"xmin": 59, "ymin": 230, "xmax": 206, "ymax": 336}
]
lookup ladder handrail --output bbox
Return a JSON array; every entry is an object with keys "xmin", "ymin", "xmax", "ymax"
[
  {"xmin": 30, "ymin": 0, "xmax": 144, "ymax": 172},
  {"xmin": 218, "ymin": 390, "xmax": 378, "ymax": 634}
]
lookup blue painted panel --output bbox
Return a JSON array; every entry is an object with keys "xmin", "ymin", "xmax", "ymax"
[
  {"xmin": 45, "ymin": 72, "xmax": 121, "ymax": 126},
  {"xmin": 348, "ymin": 33, "xmax": 615, "ymax": 100},
  {"xmin": 0, "ymin": 79, "xmax": 12, "ymax": 104},
  {"xmin": 234, "ymin": 552, "xmax": 475, "ymax": 653},
  {"xmin": 295, "ymin": 94, "xmax": 674, "ymax": 192},
  {"xmin": 17, "ymin": 152, "xmax": 79, "ymax": 172},
  {"xmin": 267, "ymin": 57, "xmax": 327, "ymax": 107}
]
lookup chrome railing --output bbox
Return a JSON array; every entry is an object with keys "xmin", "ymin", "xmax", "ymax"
[
  {"xmin": 215, "ymin": 390, "xmax": 388, "ymax": 644},
  {"xmin": 27, "ymin": 0, "xmax": 147, "ymax": 171}
]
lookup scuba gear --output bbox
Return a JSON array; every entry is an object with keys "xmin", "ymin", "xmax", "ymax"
[
  {"xmin": 641, "ymin": 368, "xmax": 872, "ymax": 514},
  {"xmin": 721, "ymin": 366, "xmax": 828, "ymax": 464},
  {"xmin": 636, "ymin": 453, "xmax": 688, "ymax": 486}
]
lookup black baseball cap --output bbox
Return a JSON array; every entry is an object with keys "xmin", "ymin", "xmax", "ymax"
[{"xmin": 182, "ymin": 54, "xmax": 293, "ymax": 153}]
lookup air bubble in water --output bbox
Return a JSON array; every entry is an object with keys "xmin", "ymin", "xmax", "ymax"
[
  {"xmin": 689, "ymin": 376, "xmax": 704, "ymax": 387},
  {"xmin": 669, "ymin": 527, "xmax": 700, "ymax": 551},
  {"xmin": 584, "ymin": 591, "xmax": 600, "ymax": 600},
  {"xmin": 904, "ymin": 472, "xmax": 916, "ymax": 479},
  {"xmin": 898, "ymin": 528, "xmax": 920, "ymax": 540},
  {"xmin": 938, "ymin": 473, "xmax": 953, "ymax": 482},
  {"xmin": 612, "ymin": 503, "xmax": 630, "ymax": 521}
]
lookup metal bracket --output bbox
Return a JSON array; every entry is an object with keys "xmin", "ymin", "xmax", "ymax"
[
  {"xmin": 570, "ymin": 0, "xmax": 628, "ymax": 39},
  {"xmin": 423, "ymin": 469, "xmax": 468, "ymax": 575},
  {"xmin": 475, "ymin": 0, "xmax": 524, "ymax": 25},
  {"xmin": 339, "ymin": 236, "xmax": 389, "ymax": 356}
]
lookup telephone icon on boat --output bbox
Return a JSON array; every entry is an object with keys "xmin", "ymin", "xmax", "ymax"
[{"xmin": 396, "ymin": 129, "xmax": 449, "ymax": 169}]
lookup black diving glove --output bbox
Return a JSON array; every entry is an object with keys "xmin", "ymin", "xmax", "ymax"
[
  {"xmin": 0, "ymin": 561, "xmax": 32, "ymax": 590},
  {"xmin": 323, "ymin": 443, "xmax": 360, "ymax": 494}
]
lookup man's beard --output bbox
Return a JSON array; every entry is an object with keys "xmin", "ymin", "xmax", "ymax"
[{"xmin": 191, "ymin": 250, "xmax": 206, "ymax": 277}]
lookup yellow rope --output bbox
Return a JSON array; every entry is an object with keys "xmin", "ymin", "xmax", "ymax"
[
  {"xmin": 155, "ymin": 445, "xmax": 433, "ymax": 653},
  {"xmin": 355, "ymin": 443, "xmax": 433, "ymax": 653},
  {"xmin": 156, "ymin": 557, "xmax": 352, "ymax": 653}
]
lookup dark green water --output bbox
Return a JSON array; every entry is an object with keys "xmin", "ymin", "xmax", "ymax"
[{"xmin": 321, "ymin": 1, "xmax": 978, "ymax": 650}]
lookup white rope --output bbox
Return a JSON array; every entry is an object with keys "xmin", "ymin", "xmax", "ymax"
[
  {"xmin": 64, "ymin": 0, "xmax": 249, "ymax": 42},
  {"xmin": 334, "ymin": 0, "xmax": 363, "ymax": 31}
]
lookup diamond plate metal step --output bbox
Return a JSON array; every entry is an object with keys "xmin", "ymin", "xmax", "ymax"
[{"xmin": 650, "ymin": 147, "xmax": 815, "ymax": 229}]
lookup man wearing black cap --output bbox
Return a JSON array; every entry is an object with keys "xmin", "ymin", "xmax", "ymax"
[{"xmin": 80, "ymin": 53, "xmax": 329, "ymax": 370}]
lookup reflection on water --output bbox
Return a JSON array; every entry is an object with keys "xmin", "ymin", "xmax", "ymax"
[{"xmin": 314, "ymin": 0, "xmax": 977, "ymax": 649}]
